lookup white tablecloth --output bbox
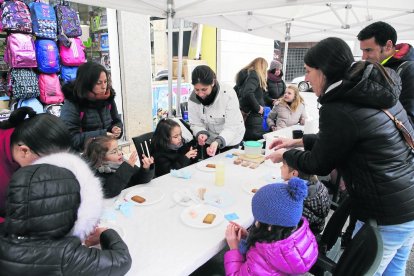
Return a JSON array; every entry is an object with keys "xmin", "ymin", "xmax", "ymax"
[{"xmin": 102, "ymin": 149, "xmax": 282, "ymax": 276}]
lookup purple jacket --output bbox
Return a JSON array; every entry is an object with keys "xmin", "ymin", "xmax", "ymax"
[{"xmin": 224, "ymin": 218, "xmax": 318, "ymax": 276}]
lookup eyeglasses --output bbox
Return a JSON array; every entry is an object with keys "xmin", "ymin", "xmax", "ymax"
[{"xmin": 106, "ymin": 146, "xmax": 123, "ymax": 156}]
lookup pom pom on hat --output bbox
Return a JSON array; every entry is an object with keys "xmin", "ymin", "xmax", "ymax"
[
  {"xmin": 269, "ymin": 60, "xmax": 282, "ymax": 71},
  {"xmin": 252, "ymin": 177, "xmax": 308, "ymax": 227}
]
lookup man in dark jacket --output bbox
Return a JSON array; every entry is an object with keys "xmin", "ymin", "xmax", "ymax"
[{"xmin": 358, "ymin": 21, "xmax": 414, "ymax": 127}]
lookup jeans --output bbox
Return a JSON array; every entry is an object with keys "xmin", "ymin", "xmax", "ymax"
[{"xmin": 353, "ymin": 219, "xmax": 414, "ymax": 276}]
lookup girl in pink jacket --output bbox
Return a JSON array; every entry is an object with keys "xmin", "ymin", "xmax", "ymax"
[{"xmin": 224, "ymin": 177, "xmax": 318, "ymax": 276}]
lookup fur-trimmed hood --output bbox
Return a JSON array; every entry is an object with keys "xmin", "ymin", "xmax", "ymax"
[{"xmin": 5, "ymin": 152, "xmax": 103, "ymax": 241}]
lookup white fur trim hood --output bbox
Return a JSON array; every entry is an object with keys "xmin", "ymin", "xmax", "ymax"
[{"xmin": 33, "ymin": 152, "xmax": 103, "ymax": 241}]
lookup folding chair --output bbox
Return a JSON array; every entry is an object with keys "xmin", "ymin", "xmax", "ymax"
[{"xmin": 132, "ymin": 132, "xmax": 153, "ymax": 164}]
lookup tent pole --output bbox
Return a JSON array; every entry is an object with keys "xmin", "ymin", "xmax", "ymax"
[
  {"xmin": 176, "ymin": 18, "xmax": 184, "ymax": 117},
  {"xmin": 282, "ymin": 22, "xmax": 291, "ymax": 82},
  {"xmin": 167, "ymin": 0, "xmax": 174, "ymax": 117}
]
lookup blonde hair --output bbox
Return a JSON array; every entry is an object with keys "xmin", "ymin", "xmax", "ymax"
[
  {"xmin": 241, "ymin": 57, "xmax": 268, "ymax": 90},
  {"xmin": 279, "ymin": 85, "xmax": 304, "ymax": 112}
]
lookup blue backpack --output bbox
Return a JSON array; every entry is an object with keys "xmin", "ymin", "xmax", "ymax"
[
  {"xmin": 29, "ymin": 1, "xmax": 57, "ymax": 39},
  {"xmin": 17, "ymin": 98, "xmax": 44, "ymax": 114},
  {"xmin": 35, "ymin": 39, "xmax": 60, "ymax": 73},
  {"xmin": 60, "ymin": 66, "xmax": 78, "ymax": 83}
]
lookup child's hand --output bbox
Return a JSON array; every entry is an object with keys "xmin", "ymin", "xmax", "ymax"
[
  {"xmin": 225, "ymin": 223, "xmax": 241, "ymax": 250},
  {"xmin": 185, "ymin": 146, "xmax": 198, "ymax": 159},
  {"xmin": 206, "ymin": 141, "xmax": 218, "ymax": 157},
  {"xmin": 127, "ymin": 151, "xmax": 138, "ymax": 167},
  {"xmin": 197, "ymin": 134, "xmax": 208, "ymax": 146},
  {"xmin": 141, "ymin": 154, "xmax": 154, "ymax": 169},
  {"xmin": 230, "ymin": 221, "xmax": 248, "ymax": 239},
  {"xmin": 111, "ymin": 126, "xmax": 122, "ymax": 138},
  {"xmin": 84, "ymin": 226, "xmax": 108, "ymax": 247}
]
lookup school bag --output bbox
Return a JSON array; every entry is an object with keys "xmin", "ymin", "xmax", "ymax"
[
  {"xmin": 59, "ymin": 38, "xmax": 86, "ymax": 66},
  {"xmin": 35, "ymin": 39, "xmax": 60, "ymax": 73},
  {"xmin": 55, "ymin": 2, "xmax": 82, "ymax": 38},
  {"xmin": 4, "ymin": 33, "xmax": 37, "ymax": 68},
  {"xmin": 16, "ymin": 98, "xmax": 44, "ymax": 114},
  {"xmin": 29, "ymin": 0, "xmax": 57, "ymax": 39},
  {"xmin": 9, "ymin": 68, "xmax": 40, "ymax": 99},
  {"xmin": 44, "ymin": 103, "xmax": 62, "ymax": 117},
  {"xmin": 60, "ymin": 65, "xmax": 78, "ymax": 83},
  {"xmin": 1, "ymin": 0, "xmax": 32, "ymax": 33},
  {"xmin": 38, "ymin": 73, "xmax": 64, "ymax": 104}
]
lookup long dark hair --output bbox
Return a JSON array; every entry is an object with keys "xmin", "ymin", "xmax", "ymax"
[
  {"xmin": 83, "ymin": 136, "xmax": 116, "ymax": 168},
  {"xmin": 152, "ymin": 118, "xmax": 180, "ymax": 151},
  {"xmin": 1, "ymin": 107, "xmax": 72, "ymax": 155},
  {"xmin": 191, "ymin": 65, "xmax": 216, "ymax": 86},
  {"xmin": 304, "ymin": 37, "xmax": 354, "ymax": 93},
  {"xmin": 245, "ymin": 221, "xmax": 295, "ymax": 250}
]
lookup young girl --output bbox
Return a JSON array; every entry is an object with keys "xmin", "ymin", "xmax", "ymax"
[
  {"xmin": 281, "ymin": 159, "xmax": 331, "ymax": 235},
  {"xmin": 224, "ymin": 177, "xmax": 318, "ymax": 275},
  {"xmin": 152, "ymin": 118, "xmax": 197, "ymax": 177},
  {"xmin": 83, "ymin": 136, "xmax": 154, "ymax": 198},
  {"xmin": 266, "ymin": 85, "xmax": 306, "ymax": 131}
]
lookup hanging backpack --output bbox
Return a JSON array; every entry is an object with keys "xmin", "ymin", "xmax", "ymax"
[
  {"xmin": 9, "ymin": 68, "xmax": 40, "ymax": 99},
  {"xmin": 44, "ymin": 103, "xmax": 62, "ymax": 117},
  {"xmin": 29, "ymin": 0, "xmax": 57, "ymax": 39},
  {"xmin": 55, "ymin": 1, "xmax": 82, "ymax": 38},
  {"xmin": 4, "ymin": 33, "xmax": 37, "ymax": 68},
  {"xmin": 1, "ymin": 0, "xmax": 32, "ymax": 33},
  {"xmin": 17, "ymin": 97, "xmax": 44, "ymax": 114},
  {"xmin": 38, "ymin": 73, "xmax": 64, "ymax": 104},
  {"xmin": 35, "ymin": 39, "xmax": 60, "ymax": 73},
  {"xmin": 60, "ymin": 65, "xmax": 78, "ymax": 83},
  {"xmin": 59, "ymin": 38, "xmax": 86, "ymax": 66}
]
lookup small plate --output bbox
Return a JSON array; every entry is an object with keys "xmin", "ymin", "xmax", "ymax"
[
  {"xmin": 204, "ymin": 190, "xmax": 234, "ymax": 208},
  {"xmin": 196, "ymin": 161, "xmax": 216, "ymax": 172},
  {"xmin": 125, "ymin": 187, "xmax": 164, "ymax": 206},
  {"xmin": 180, "ymin": 204, "xmax": 224, "ymax": 228},
  {"xmin": 172, "ymin": 190, "xmax": 195, "ymax": 206}
]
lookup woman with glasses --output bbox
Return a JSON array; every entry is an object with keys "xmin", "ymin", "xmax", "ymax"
[
  {"xmin": 188, "ymin": 65, "xmax": 245, "ymax": 158},
  {"xmin": 61, "ymin": 61, "xmax": 123, "ymax": 151}
]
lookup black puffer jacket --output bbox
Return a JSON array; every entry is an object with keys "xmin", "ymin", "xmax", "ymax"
[
  {"xmin": 264, "ymin": 71, "xmax": 286, "ymax": 107},
  {"xmin": 60, "ymin": 82, "xmax": 123, "ymax": 151},
  {"xmin": 0, "ymin": 153, "xmax": 132, "ymax": 275},
  {"xmin": 153, "ymin": 141, "xmax": 196, "ymax": 177},
  {"xmin": 284, "ymin": 61, "xmax": 414, "ymax": 225}
]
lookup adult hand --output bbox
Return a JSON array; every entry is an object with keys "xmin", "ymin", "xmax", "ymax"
[
  {"xmin": 185, "ymin": 146, "xmax": 198, "ymax": 159},
  {"xmin": 265, "ymin": 148, "xmax": 287, "ymax": 163},
  {"xmin": 268, "ymin": 137, "xmax": 300, "ymax": 150},
  {"xmin": 197, "ymin": 134, "xmax": 208, "ymax": 146},
  {"xmin": 206, "ymin": 141, "xmax": 219, "ymax": 157},
  {"xmin": 127, "ymin": 151, "xmax": 138, "ymax": 167},
  {"xmin": 141, "ymin": 154, "xmax": 154, "ymax": 169},
  {"xmin": 106, "ymin": 132, "xmax": 115, "ymax": 137},
  {"xmin": 258, "ymin": 105, "xmax": 264, "ymax": 115},
  {"xmin": 111, "ymin": 126, "xmax": 122, "ymax": 135},
  {"xmin": 272, "ymin": 99, "xmax": 280, "ymax": 106},
  {"xmin": 225, "ymin": 223, "xmax": 242, "ymax": 250},
  {"xmin": 84, "ymin": 227, "xmax": 108, "ymax": 247}
]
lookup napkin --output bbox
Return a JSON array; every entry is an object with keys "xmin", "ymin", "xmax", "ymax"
[
  {"xmin": 113, "ymin": 200, "xmax": 135, "ymax": 217},
  {"xmin": 170, "ymin": 168, "xmax": 192, "ymax": 179},
  {"xmin": 101, "ymin": 209, "xmax": 117, "ymax": 221}
]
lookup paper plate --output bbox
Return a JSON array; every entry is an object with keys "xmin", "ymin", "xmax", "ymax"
[
  {"xmin": 180, "ymin": 204, "xmax": 224, "ymax": 228},
  {"xmin": 125, "ymin": 187, "xmax": 164, "ymax": 206},
  {"xmin": 196, "ymin": 161, "xmax": 216, "ymax": 172}
]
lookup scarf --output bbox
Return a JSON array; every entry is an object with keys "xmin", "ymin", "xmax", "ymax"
[
  {"xmin": 195, "ymin": 83, "xmax": 220, "ymax": 106},
  {"xmin": 168, "ymin": 141, "xmax": 183, "ymax": 151},
  {"xmin": 97, "ymin": 160, "xmax": 122, "ymax": 173}
]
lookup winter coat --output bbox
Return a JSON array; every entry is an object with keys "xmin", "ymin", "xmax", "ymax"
[
  {"xmin": 0, "ymin": 152, "xmax": 132, "ymax": 275},
  {"xmin": 264, "ymin": 71, "xmax": 286, "ymax": 107},
  {"xmin": 0, "ymin": 128, "xmax": 19, "ymax": 219},
  {"xmin": 383, "ymin": 43, "xmax": 414, "ymax": 127},
  {"xmin": 188, "ymin": 82, "xmax": 245, "ymax": 147},
  {"xmin": 153, "ymin": 141, "xmax": 197, "ymax": 177},
  {"xmin": 266, "ymin": 101, "xmax": 306, "ymax": 130},
  {"xmin": 303, "ymin": 180, "xmax": 331, "ymax": 234},
  {"xmin": 60, "ymin": 82, "xmax": 123, "ymax": 151},
  {"xmin": 235, "ymin": 70, "xmax": 266, "ymax": 140},
  {"xmin": 283, "ymin": 61, "xmax": 414, "ymax": 225},
  {"xmin": 224, "ymin": 218, "xmax": 318, "ymax": 276},
  {"xmin": 97, "ymin": 162, "xmax": 154, "ymax": 198}
]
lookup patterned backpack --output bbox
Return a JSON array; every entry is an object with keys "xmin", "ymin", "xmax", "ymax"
[
  {"xmin": 1, "ymin": 0, "xmax": 32, "ymax": 33},
  {"xmin": 35, "ymin": 39, "xmax": 60, "ymax": 73},
  {"xmin": 59, "ymin": 38, "xmax": 86, "ymax": 66},
  {"xmin": 29, "ymin": 1, "xmax": 57, "ymax": 39},
  {"xmin": 4, "ymin": 33, "xmax": 37, "ymax": 68},
  {"xmin": 9, "ymin": 68, "xmax": 40, "ymax": 99},
  {"xmin": 55, "ymin": 2, "xmax": 82, "ymax": 38}
]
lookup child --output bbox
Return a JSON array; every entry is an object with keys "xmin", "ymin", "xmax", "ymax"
[
  {"xmin": 266, "ymin": 85, "xmax": 306, "ymax": 131},
  {"xmin": 224, "ymin": 178, "xmax": 318, "ymax": 275},
  {"xmin": 0, "ymin": 152, "xmax": 131, "ymax": 275},
  {"xmin": 84, "ymin": 136, "xmax": 154, "ymax": 198},
  {"xmin": 281, "ymin": 159, "xmax": 331, "ymax": 235},
  {"xmin": 152, "ymin": 118, "xmax": 197, "ymax": 177}
]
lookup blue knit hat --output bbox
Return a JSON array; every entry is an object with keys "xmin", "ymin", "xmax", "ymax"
[{"xmin": 252, "ymin": 177, "xmax": 308, "ymax": 227}]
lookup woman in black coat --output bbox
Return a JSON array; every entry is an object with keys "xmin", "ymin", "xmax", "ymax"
[{"xmin": 264, "ymin": 60, "xmax": 286, "ymax": 108}]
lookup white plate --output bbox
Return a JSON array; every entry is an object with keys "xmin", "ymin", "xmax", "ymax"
[
  {"xmin": 196, "ymin": 161, "xmax": 216, "ymax": 172},
  {"xmin": 204, "ymin": 190, "xmax": 234, "ymax": 208},
  {"xmin": 180, "ymin": 204, "xmax": 224, "ymax": 228},
  {"xmin": 172, "ymin": 190, "xmax": 196, "ymax": 206},
  {"xmin": 125, "ymin": 187, "xmax": 164, "ymax": 206}
]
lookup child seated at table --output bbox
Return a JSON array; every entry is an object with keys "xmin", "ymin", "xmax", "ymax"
[
  {"xmin": 83, "ymin": 136, "xmax": 154, "ymax": 198},
  {"xmin": 224, "ymin": 177, "xmax": 318, "ymax": 275},
  {"xmin": 281, "ymin": 158, "xmax": 331, "ymax": 235},
  {"xmin": 152, "ymin": 118, "xmax": 197, "ymax": 177},
  {"xmin": 266, "ymin": 85, "xmax": 306, "ymax": 131}
]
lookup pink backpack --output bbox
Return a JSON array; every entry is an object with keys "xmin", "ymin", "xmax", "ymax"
[
  {"xmin": 38, "ymin": 73, "xmax": 64, "ymax": 104},
  {"xmin": 4, "ymin": 33, "xmax": 37, "ymax": 68},
  {"xmin": 59, "ymin": 38, "xmax": 86, "ymax": 66}
]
